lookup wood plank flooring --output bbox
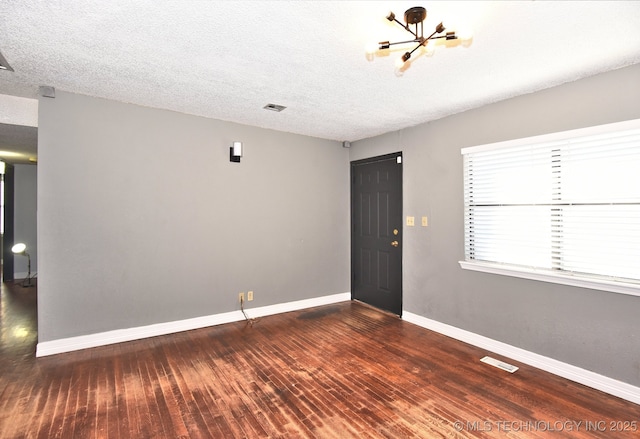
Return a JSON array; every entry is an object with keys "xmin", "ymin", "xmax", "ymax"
[{"xmin": 1, "ymin": 281, "xmax": 638, "ymax": 438}]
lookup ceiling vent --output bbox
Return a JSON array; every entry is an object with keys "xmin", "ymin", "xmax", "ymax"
[{"xmin": 263, "ymin": 103, "xmax": 286, "ymax": 112}]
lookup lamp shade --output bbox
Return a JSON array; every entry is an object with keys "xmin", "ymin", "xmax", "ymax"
[
  {"xmin": 11, "ymin": 243, "xmax": 26, "ymax": 254},
  {"xmin": 232, "ymin": 141, "xmax": 243, "ymax": 157}
]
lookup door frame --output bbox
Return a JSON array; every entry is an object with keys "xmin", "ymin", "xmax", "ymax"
[
  {"xmin": 350, "ymin": 152, "xmax": 403, "ymax": 315},
  {"xmin": 2, "ymin": 164, "xmax": 15, "ymax": 282}
]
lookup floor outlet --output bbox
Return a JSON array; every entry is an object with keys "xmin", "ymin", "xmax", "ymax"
[{"xmin": 247, "ymin": 291, "xmax": 254, "ymax": 301}]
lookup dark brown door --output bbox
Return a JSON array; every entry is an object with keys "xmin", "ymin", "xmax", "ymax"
[{"xmin": 351, "ymin": 153, "xmax": 402, "ymax": 315}]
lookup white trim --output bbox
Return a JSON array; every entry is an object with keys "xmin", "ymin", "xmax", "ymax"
[
  {"xmin": 403, "ymin": 311, "xmax": 640, "ymax": 405},
  {"xmin": 459, "ymin": 260, "xmax": 640, "ymax": 297},
  {"xmin": 460, "ymin": 118, "xmax": 640, "ymax": 155},
  {"xmin": 245, "ymin": 292, "xmax": 351, "ymax": 318},
  {"xmin": 36, "ymin": 292, "xmax": 351, "ymax": 357}
]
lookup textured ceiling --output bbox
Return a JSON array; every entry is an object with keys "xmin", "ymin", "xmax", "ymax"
[{"xmin": 1, "ymin": 1, "xmax": 640, "ymax": 150}]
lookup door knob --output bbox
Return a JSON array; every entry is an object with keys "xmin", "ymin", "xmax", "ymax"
[{"xmin": 391, "ymin": 240, "xmax": 399, "ymax": 247}]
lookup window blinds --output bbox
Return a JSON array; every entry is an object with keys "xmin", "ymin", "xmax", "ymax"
[{"xmin": 462, "ymin": 120, "xmax": 640, "ymax": 285}]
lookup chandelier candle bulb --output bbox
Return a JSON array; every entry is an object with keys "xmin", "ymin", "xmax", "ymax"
[{"xmin": 365, "ymin": 42, "xmax": 378, "ymax": 54}]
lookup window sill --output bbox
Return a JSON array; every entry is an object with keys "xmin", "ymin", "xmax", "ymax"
[{"xmin": 458, "ymin": 260, "xmax": 640, "ymax": 297}]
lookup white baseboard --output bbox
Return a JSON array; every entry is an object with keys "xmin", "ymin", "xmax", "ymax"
[
  {"xmin": 36, "ymin": 292, "xmax": 351, "ymax": 357},
  {"xmin": 403, "ymin": 311, "xmax": 640, "ymax": 405}
]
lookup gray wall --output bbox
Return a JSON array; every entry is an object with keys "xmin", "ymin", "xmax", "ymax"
[
  {"xmin": 350, "ymin": 63, "xmax": 640, "ymax": 387},
  {"xmin": 36, "ymin": 65, "xmax": 640, "ymax": 387},
  {"xmin": 37, "ymin": 91, "xmax": 350, "ymax": 342},
  {"xmin": 13, "ymin": 164, "xmax": 38, "ymax": 278}
]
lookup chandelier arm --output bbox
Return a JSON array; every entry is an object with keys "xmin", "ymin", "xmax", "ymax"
[
  {"xmin": 391, "ymin": 25, "xmax": 448, "ymax": 55},
  {"xmin": 392, "ymin": 17, "xmax": 418, "ymax": 38},
  {"xmin": 385, "ymin": 38, "xmax": 422, "ymax": 47},
  {"xmin": 424, "ymin": 28, "xmax": 441, "ymax": 42},
  {"xmin": 406, "ymin": 27, "xmax": 444, "ymax": 59},
  {"xmin": 407, "ymin": 42, "xmax": 424, "ymax": 59}
]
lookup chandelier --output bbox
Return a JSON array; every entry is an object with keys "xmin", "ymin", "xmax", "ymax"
[{"xmin": 368, "ymin": 6, "xmax": 472, "ymax": 69}]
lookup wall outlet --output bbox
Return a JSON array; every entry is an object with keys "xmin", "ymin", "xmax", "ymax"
[
  {"xmin": 406, "ymin": 216, "xmax": 415, "ymax": 226},
  {"xmin": 239, "ymin": 292, "xmax": 245, "ymax": 303},
  {"xmin": 247, "ymin": 291, "xmax": 254, "ymax": 301}
]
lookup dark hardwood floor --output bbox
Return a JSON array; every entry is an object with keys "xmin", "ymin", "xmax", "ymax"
[{"xmin": 1, "ymin": 281, "xmax": 638, "ymax": 438}]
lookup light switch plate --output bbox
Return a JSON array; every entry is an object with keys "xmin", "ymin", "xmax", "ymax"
[
  {"xmin": 422, "ymin": 216, "xmax": 428, "ymax": 227},
  {"xmin": 406, "ymin": 216, "xmax": 415, "ymax": 226}
]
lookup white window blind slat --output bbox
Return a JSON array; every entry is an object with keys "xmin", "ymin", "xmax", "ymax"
[{"xmin": 462, "ymin": 120, "xmax": 640, "ymax": 288}]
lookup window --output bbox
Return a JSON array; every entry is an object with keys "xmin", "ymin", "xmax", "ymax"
[{"xmin": 460, "ymin": 119, "xmax": 640, "ymax": 296}]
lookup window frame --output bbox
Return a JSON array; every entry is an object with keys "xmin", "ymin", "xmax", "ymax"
[{"xmin": 459, "ymin": 119, "xmax": 640, "ymax": 297}]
